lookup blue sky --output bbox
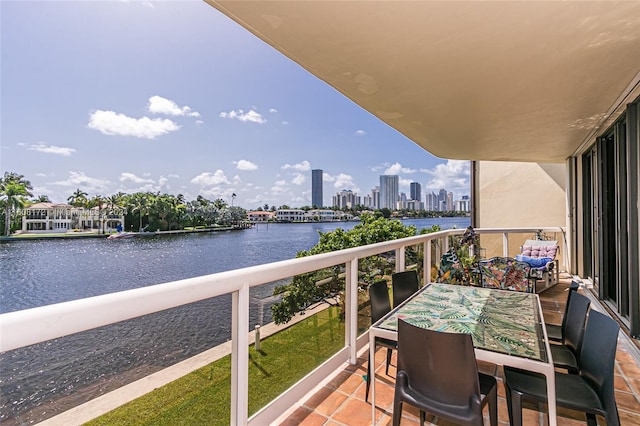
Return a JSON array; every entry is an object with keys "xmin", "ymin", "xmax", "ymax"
[{"xmin": 1, "ymin": 1, "xmax": 470, "ymax": 209}]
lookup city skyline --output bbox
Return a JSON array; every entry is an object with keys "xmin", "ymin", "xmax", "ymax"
[
  {"xmin": 1, "ymin": 1, "xmax": 470, "ymax": 208},
  {"xmin": 327, "ymin": 176, "xmax": 468, "ymax": 212}
]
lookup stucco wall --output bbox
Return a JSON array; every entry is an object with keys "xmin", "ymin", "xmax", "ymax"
[{"xmin": 476, "ymin": 161, "xmax": 568, "ymax": 265}]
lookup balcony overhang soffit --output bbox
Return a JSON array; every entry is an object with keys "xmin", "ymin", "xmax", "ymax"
[{"xmin": 206, "ymin": 1, "xmax": 640, "ymax": 163}]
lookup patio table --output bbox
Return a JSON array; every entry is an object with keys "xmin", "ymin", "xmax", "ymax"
[{"xmin": 369, "ymin": 282, "xmax": 557, "ymax": 425}]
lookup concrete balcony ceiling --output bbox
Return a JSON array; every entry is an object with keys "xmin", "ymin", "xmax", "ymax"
[{"xmin": 206, "ymin": 1, "xmax": 640, "ymax": 163}]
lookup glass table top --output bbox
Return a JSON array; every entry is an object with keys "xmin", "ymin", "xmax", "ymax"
[{"xmin": 376, "ymin": 283, "xmax": 547, "ymax": 362}]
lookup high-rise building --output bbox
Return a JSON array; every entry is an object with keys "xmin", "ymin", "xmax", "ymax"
[
  {"xmin": 371, "ymin": 186, "xmax": 380, "ymax": 210},
  {"xmin": 456, "ymin": 195, "xmax": 471, "ymax": 212},
  {"xmin": 332, "ymin": 189, "xmax": 361, "ymax": 209},
  {"xmin": 311, "ymin": 169, "xmax": 323, "ymax": 207},
  {"xmin": 446, "ymin": 192, "xmax": 454, "ymax": 211},
  {"xmin": 438, "ymin": 188, "xmax": 448, "ymax": 210},
  {"xmin": 398, "ymin": 192, "xmax": 407, "ymax": 210},
  {"xmin": 379, "ymin": 175, "xmax": 399, "ymax": 210},
  {"xmin": 426, "ymin": 191, "xmax": 438, "ymax": 211},
  {"xmin": 410, "ymin": 182, "xmax": 422, "ymax": 201}
]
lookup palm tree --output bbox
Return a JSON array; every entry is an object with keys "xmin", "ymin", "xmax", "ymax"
[
  {"xmin": 129, "ymin": 192, "xmax": 153, "ymax": 232},
  {"xmin": 0, "ymin": 172, "xmax": 33, "ymax": 236},
  {"xmin": 67, "ymin": 188, "xmax": 88, "ymax": 207},
  {"xmin": 213, "ymin": 198, "xmax": 227, "ymax": 210},
  {"xmin": 32, "ymin": 195, "xmax": 51, "ymax": 203},
  {"xmin": 154, "ymin": 193, "xmax": 176, "ymax": 231},
  {"xmin": 89, "ymin": 195, "xmax": 105, "ymax": 233}
]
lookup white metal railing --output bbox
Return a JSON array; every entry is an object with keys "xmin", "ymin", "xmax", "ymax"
[{"xmin": 0, "ymin": 226, "xmax": 566, "ymax": 425}]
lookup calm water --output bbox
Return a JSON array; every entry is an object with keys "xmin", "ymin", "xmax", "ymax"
[{"xmin": 0, "ymin": 217, "xmax": 468, "ymax": 424}]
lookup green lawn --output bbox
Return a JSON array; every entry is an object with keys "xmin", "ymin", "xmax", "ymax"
[{"xmin": 85, "ymin": 307, "xmax": 346, "ymax": 426}]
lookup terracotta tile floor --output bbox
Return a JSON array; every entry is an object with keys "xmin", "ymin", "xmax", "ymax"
[{"xmin": 279, "ymin": 278, "xmax": 640, "ymax": 425}]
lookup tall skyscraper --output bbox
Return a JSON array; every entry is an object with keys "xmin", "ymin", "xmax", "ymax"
[
  {"xmin": 311, "ymin": 169, "xmax": 323, "ymax": 207},
  {"xmin": 379, "ymin": 175, "xmax": 399, "ymax": 210},
  {"xmin": 438, "ymin": 188, "xmax": 448, "ymax": 211},
  {"xmin": 446, "ymin": 192, "xmax": 454, "ymax": 211},
  {"xmin": 426, "ymin": 191, "xmax": 438, "ymax": 211},
  {"xmin": 410, "ymin": 182, "xmax": 422, "ymax": 201},
  {"xmin": 371, "ymin": 186, "xmax": 380, "ymax": 210}
]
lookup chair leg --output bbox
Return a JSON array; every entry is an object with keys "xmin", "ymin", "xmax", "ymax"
[
  {"xmin": 420, "ymin": 410, "xmax": 426, "ymax": 426},
  {"xmin": 392, "ymin": 399, "xmax": 403, "ymax": 426},
  {"xmin": 385, "ymin": 348, "xmax": 393, "ymax": 376},
  {"xmin": 506, "ymin": 388, "xmax": 523, "ymax": 426},
  {"xmin": 586, "ymin": 414, "xmax": 598, "ymax": 426},
  {"xmin": 487, "ymin": 385, "xmax": 497, "ymax": 426},
  {"xmin": 365, "ymin": 353, "xmax": 371, "ymax": 403}
]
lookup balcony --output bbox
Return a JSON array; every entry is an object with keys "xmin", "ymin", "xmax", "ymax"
[{"xmin": 2, "ymin": 227, "xmax": 640, "ymax": 425}]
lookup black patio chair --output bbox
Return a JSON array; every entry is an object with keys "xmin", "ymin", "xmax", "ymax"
[
  {"xmin": 545, "ymin": 281, "xmax": 580, "ymax": 342},
  {"xmin": 393, "ymin": 319, "xmax": 497, "ymax": 426},
  {"xmin": 504, "ymin": 310, "xmax": 620, "ymax": 426},
  {"xmin": 549, "ymin": 292, "xmax": 590, "ymax": 374},
  {"xmin": 365, "ymin": 280, "xmax": 396, "ymax": 403},
  {"xmin": 392, "ymin": 270, "xmax": 419, "ymax": 308}
]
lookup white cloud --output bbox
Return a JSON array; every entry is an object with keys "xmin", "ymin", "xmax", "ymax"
[
  {"xmin": 422, "ymin": 160, "xmax": 471, "ymax": 197},
  {"xmin": 281, "ymin": 160, "xmax": 310, "ymax": 171},
  {"xmin": 323, "ymin": 173, "xmax": 335, "ymax": 182},
  {"xmin": 333, "ymin": 173, "xmax": 360, "ymax": 193},
  {"xmin": 282, "ymin": 121, "xmax": 290, "ymax": 125},
  {"xmin": 235, "ymin": 160, "xmax": 258, "ymax": 171},
  {"xmin": 52, "ymin": 171, "xmax": 110, "ymax": 193},
  {"xmin": 147, "ymin": 95, "xmax": 200, "ymax": 117},
  {"xmin": 355, "ymin": 129, "xmax": 366, "ymax": 136},
  {"xmin": 167, "ymin": 174, "xmax": 180, "ymax": 178},
  {"xmin": 384, "ymin": 162, "xmax": 416, "ymax": 175},
  {"xmin": 219, "ymin": 109, "xmax": 267, "ymax": 124},
  {"xmin": 120, "ymin": 172, "xmax": 154, "ymax": 184},
  {"xmin": 28, "ymin": 143, "xmax": 76, "ymax": 156},
  {"xmin": 195, "ymin": 120, "xmax": 204, "ymax": 125},
  {"xmin": 36, "ymin": 173, "xmax": 47, "ymax": 177},
  {"xmin": 233, "ymin": 175, "xmax": 242, "ymax": 184},
  {"xmin": 269, "ymin": 108, "xmax": 278, "ymax": 113},
  {"xmin": 399, "ymin": 177, "xmax": 413, "ymax": 188},
  {"xmin": 88, "ymin": 110, "xmax": 180, "ymax": 139},
  {"xmin": 271, "ymin": 180, "xmax": 288, "ymax": 194},
  {"xmin": 191, "ymin": 170, "xmax": 231, "ymax": 186},
  {"xmin": 292, "ymin": 173, "xmax": 306, "ymax": 185}
]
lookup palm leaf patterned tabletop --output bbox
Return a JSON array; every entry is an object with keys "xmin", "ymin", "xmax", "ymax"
[{"xmin": 378, "ymin": 283, "xmax": 546, "ymax": 361}]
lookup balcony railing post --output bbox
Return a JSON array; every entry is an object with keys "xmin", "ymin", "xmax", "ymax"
[
  {"xmin": 424, "ymin": 239, "xmax": 432, "ymax": 283},
  {"xmin": 503, "ymin": 232, "xmax": 509, "ymax": 257},
  {"xmin": 397, "ymin": 247, "xmax": 405, "ymax": 272},
  {"xmin": 346, "ymin": 259, "xmax": 358, "ymax": 364},
  {"xmin": 231, "ymin": 283, "xmax": 250, "ymax": 426}
]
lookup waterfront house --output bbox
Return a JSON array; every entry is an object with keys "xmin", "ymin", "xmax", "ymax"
[
  {"xmin": 247, "ymin": 211, "xmax": 275, "ymax": 222},
  {"xmin": 2, "ymin": 2, "xmax": 640, "ymax": 425},
  {"xmin": 21, "ymin": 202, "xmax": 125, "ymax": 234},
  {"xmin": 275, "ymin": 208, "xmax": 308, "ymax": 222}
]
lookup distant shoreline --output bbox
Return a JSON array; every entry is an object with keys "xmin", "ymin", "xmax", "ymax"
[{"xmin": 0, "ymin": 225, "xmax": 247, "ymax": 242}]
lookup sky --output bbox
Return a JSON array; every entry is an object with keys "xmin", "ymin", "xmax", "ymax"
[{"xmin": 1, "ymin": 0, "xmax": 470, "ymax": 210}]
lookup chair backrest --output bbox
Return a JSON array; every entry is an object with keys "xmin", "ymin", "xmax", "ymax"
[
  {"xmin": 578, "ymin": 310, "xmax": 620, "ymax": 426},
  {"xmin": 560, "ymin": 281, "xmax": 580, "ymax": 332},
  {"xmin": 520, "ymin": 240, "xmax": 559, "ymax": 260},
  {"xmin": 517, "ymin": 240, "xmax": 558, "ymax": 272},
  {"xmin": 479, "ymin": 257, "xmax": 532, "ymax": 292},
  {"xmin": 397, "ymin": 319, "xmax": 481, "ymax": 409},
  {"xmin": 392, "ymin": 270, "xmax": 419, "ymax": 308},
  {"xmin": 562, "ymin": 292, "xmax": 591, "ymax": 357},
  {"xmin": 368, "ymin": 280, "xmax": 392, "ymax": 323},
  {"xmin": 438, "ymin": 249, "xmax": 466, "ymax": 284}
]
